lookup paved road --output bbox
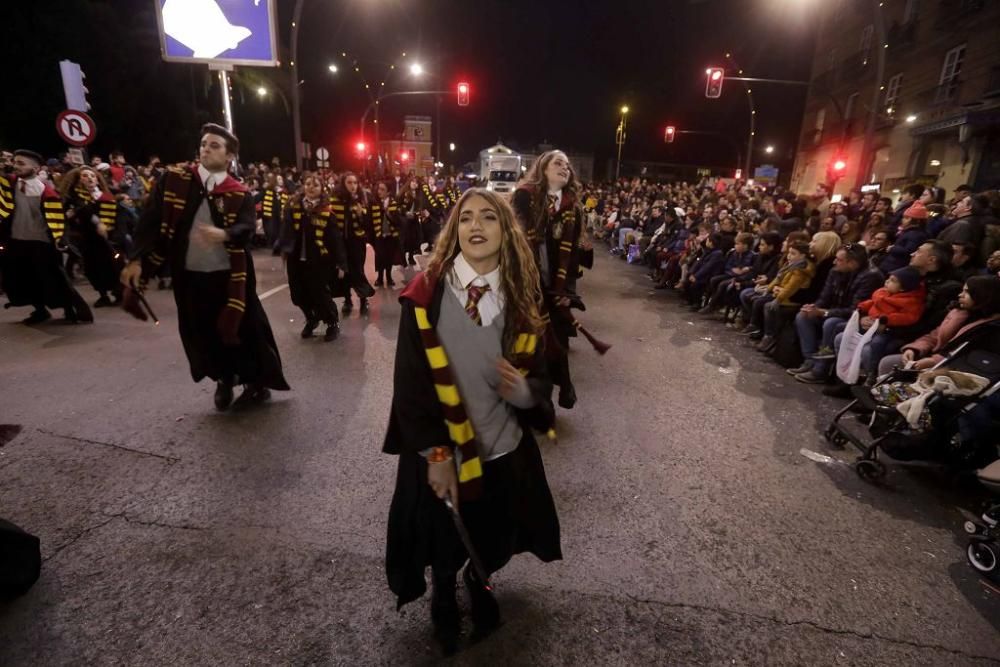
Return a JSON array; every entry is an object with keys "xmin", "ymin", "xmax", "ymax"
[{"xmin": 1, "ymin": 249, "xmax": 999, "ymax": 666}]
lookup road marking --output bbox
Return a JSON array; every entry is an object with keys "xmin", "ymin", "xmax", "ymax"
[{"xmin": 258, "ymin": 284, "xmax": 289, "ymax": 301}]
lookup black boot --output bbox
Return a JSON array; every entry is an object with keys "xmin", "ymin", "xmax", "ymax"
[
  {"xmin": 359, "ymin": 298, "xmax": 370, "ymax": 316},
  {"xmin": 300, "ymin": 319, "xmax": 318, "ymax": 339},
  {"xmin": 234, "ymin": 383, "xmax": 271, "ymax": 407},
  {"xmin": 430, "ymin": 570, "xmax": 460, "ymax": 656},
  {"xmin": 463, "ymin": 565, "xmax": 500, "ymax": 640},
  {"xmin": 323, "ymin": 322, "xmax": 339, "ymax": 342},
  {"xmin": 342, "ymin": 298, "xmax": 353, "ymax": 315},
  {"xmin": 22, "ymin": 308, "xmax": 51, "ymax": 325},
  {"xmin": 558, "ymin": 384, "xmax": 577, "ymax": 410},
  {"xmin": 214, "ymin": 381, "xmax": 234, "ymax": 411}
]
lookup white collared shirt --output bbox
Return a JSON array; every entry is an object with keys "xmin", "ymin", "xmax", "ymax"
[
  {"xmin": 197, "ymin": 164, "xmax": 228, "ymax": 193},
  {"xmin": 547, "ymin": 188, "xmax": 563, "ymax": 213},
  {"xmin": 447, "ymin": 253, "xmax": 504, "ymax": 327},
  {"xmin": 17, "ymin": 176, "xmax": 45, "ymax": 197}
]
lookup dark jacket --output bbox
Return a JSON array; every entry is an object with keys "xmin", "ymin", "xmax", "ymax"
[
  {"xmin": 881, "ymin": 225, "xmax": 929, "ymax": 273},
  {"xmin": 746, "ymin": 251, "xmax": 781, "ymax": 285},
  {"xmin": 691, "ymin": 248, "xmax": 726, "ymax": 285},
  {"xmin": 723, "ymin": 249, "xmax": 755, "ymax": 277},
  {"xmin": 817, "ymin": 266, "xmax": 884, "ymax": 319}
]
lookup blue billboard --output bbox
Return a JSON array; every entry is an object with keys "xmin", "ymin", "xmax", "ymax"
[{"xmin": 154, "ymin": 0, "xmax": 279, "ymax": 67}]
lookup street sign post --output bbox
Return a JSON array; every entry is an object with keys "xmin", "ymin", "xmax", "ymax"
[{"xmin": 56, "ymin": 110, "xmax": 97, "ymax": 147}]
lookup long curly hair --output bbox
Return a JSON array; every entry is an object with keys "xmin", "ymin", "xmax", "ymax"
[
  {"xmin": 59, "ymin": 166, "xmax": 110, "ymax": 201},
  {"xmin": 517, "ymin": 150, "xmax": 582, "ymax": 237},
  {"xmin": 426, "ymin": 188, "xmax": 545, "ymax": 358}
]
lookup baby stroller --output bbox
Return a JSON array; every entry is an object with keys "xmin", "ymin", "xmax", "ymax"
[
  {"xmin": 823, "ymin": 320, "xmax": 1000, "ymax": 483},
  {"xmin": 963, "ymin": 459, "xmax": 1000, "ymax": 583}
]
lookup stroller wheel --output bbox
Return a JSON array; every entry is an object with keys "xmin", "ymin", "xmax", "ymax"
[
  {"xmin": 967, "ymin": 540, "xmax": 998, "ymax": 576},
  {"xmin": 855, "ymin": 459, "xmax": 886, "ymax": 482}
]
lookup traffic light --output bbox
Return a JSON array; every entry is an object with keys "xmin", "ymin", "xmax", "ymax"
[
  {"xmin": 827, "ymin": 157, "xmax": 847, "ymax": 184},
  {"xmin": 400, "ymin": 150, "xmax": 410, "ymax": 163},
  {"xmin": 457, "ymin": 82, "xmax": 470, "ymax": 107},
  {"xmin": 59, "ymin": 60, "xmax": 90, "ymax": 112},
  {"xmin": 664, "ymin": 126, "xmax": 676, "ymax": 143},
  {"xmin": 355, "ymin": 141, "xmax": 367, "ymax": 156},
  {"xmin": 705, "ymin": 67, "xmax": 725, "ymax": 99}
]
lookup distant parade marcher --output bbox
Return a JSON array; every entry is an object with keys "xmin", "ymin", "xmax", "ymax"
[
  {"xmin": 260, "ymin": 173, "xmax": 284, "ymax": 254},
  {"xmin": 399, "ymin": 178, "xmax": 424, "ymax": 267},
  {"xmin": 120, "ymin": 123, "xmax": 289, "ymax": 411},
  {"xmin": 384, "ymin": 188, "xmax": 562, "ymax": 656},
  {"xmin": 332, "ymin": 172, "xmax": 375, "ymax": 315},
  {"xmin": 371, "ymin": 180, "xmax": 404, "ymax": 288},
  {"xmin": 513, "ymin": 150, "xmax": 607, "ymax": 410},
  {"xmin": 0, "ymin": 149, "xmax": 92, "ymax": 324},
  {"xmin": 60, "ymin": 166, "xmax": 125, "ymax": 308},
  {"xmin": 278, "ymin": 171, "xmax": 346, "ymax": 342},
  {"xmin": 420, "ymin": 176, "xmax": 445, "ymax": 250}
]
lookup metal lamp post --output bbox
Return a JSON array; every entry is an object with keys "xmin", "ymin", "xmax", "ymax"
[{"xmin": 615, "ymin": 105, "xmax": 629, "ymax": 180}]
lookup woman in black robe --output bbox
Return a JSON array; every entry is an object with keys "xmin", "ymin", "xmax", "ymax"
[
  {"xmin": 60, "ymin": 166, "xmax": 124, "ymax": 307},
  {"xmin": 278, "ymin": 172, "xmax": 347, "ymax": 342},
  {"xmin": 331, "ymin": 172, "xmax": 375, "ymax": 315},
  {"xmin": 383, "ymin": 187, "xmax": 561, "ymax": 655}
]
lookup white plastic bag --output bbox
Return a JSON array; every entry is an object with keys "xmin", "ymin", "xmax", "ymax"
[{"xmin": 835, "ymin": 310, "xmax": 880, "ymax": 384}]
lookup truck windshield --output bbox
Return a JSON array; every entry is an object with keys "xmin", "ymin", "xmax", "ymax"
[{"xmin": 489, "ymin": 171, "xmax": 517, "ymax": 181}]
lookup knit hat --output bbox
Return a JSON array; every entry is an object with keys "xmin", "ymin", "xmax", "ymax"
[
  {"xmin": 890, "ymin": 266, "xmax": 922, "ymax": 292},
  {"xmin": 903, "ymin": 200, "xmax": 929, "ymax": 219}
]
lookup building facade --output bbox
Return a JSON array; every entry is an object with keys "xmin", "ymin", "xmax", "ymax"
[
  {"xmin": 378, "ymin": 115, "xmax": 434, "ymax": 175},
  {"xmin": 790, "ymin": 0, "xmax": 1000, "ymax": 199}
]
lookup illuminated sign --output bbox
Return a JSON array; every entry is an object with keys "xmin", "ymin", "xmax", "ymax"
[{"xmin": 154, "ymin": 0, "xmax": 279, "ymax": 66}]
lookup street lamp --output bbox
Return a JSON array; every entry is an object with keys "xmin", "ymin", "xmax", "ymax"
[
  {"xmin": 257, "ymin": 86, "xmax": 267, "ymax": 97},
  {"xmin": 615, "ymin": 105, "xmax": 629, "ymax": 179},
  {"xmin": 409, "ymin": 62, "xmax": 424, "ymax": 77},
  {"xmin": 328, "ymin": 64, "xmax": 338, "ymax": 74},
  {"xmin": 449, "ymin": 142, "xmax": 456, "ymax": 152},
  {"xmin": 905, "ymin": 114, "xmax": 918, "ymax": 123},
  {"xmin": 765, "ymin": 145, "xmax": 774, "ymax": 154}
]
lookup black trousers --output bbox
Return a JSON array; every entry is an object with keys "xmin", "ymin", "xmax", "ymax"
[{"xmin": 287, "ymin": 257, "xmax": 337, "ymax": 325}]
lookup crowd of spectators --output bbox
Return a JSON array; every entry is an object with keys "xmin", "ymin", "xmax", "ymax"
[{"xmin": 582, "ymin": 175, "xmax": 1000, "ymax": 463}]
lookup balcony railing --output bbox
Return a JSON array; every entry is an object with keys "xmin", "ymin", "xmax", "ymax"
[{"xmin": 917, "ymin": 79, "xmax": 963, "ymax": 108}]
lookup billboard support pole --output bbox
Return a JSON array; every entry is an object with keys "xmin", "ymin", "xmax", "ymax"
[{"xmin": 209, "ymin": 63, "xmax": 235, "ymax": 134}]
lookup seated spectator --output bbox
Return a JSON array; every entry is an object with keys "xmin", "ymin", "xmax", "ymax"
[
  {"xmin": 988, "ymin": 249, "xmax": 1000, "ymax": 277},
  {"xmin": 699, "ymin": 232, "xmax": 755, "ymax": 314},
  {"xmin": 739, "ymin": 231, "xmax": 807, "ymax": 332},
  {"xmin": 877, "ymin": 275, "xmax": 1000, "ymax": 375},
  {"xmin": 750, "ymin": 241, "xmax": 814, "ymax": 348},
  {"xmin": 866, "ymin": 229, "xmax": 892, "ymax": 272},
  {"xmin": 951, "ymin": 242, "xmax": 982, "ymax": 282},
  {"xmin": 789, "ymin": 244, "xmax": 882, "ymax": 381},
  {"xmin": 881, "ymin": 201, "xmax": 930, "ymax": 274},
  {"xmin": 795, "ymin": 230, "xmax": 841, "ymax": 305},
  {"xmin": 683, "ymin": 233, "xmax": 727, "ymax": 306},
  {"xmin": 860, "ymin": 211, "xmax": 887, "ymax": 246}
]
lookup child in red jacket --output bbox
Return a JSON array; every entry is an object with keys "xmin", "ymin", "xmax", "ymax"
[{"xmin": 857, "ymin": 266, "xmax": 926, "ymax": 329}]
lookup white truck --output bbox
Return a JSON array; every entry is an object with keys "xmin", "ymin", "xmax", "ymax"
[{"xmin": 483, "ymin": 154, "xmax": 522, "ymax": 195}]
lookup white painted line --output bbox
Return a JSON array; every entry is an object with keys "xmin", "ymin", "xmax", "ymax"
[{"xmin": 258, "ymin": 284, "xmax": 289, "ymax": 301}]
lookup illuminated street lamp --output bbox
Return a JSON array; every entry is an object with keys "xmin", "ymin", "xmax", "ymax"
[
  {"xmin": 905, "ymin": 114, "xmax": 918, "ymax": 124},
  {"xmin": 765, "ymin": 145, "xmax": 774, "ymax": 154},
  {"xmin": 328, "ymin": 64, "xmax": 338, "ymax": 74},
  {"xmin": 409, "ymin": 62, "xmax": 424, "ymax": 77},
  {"xmin": 449, "ymin": 142, "xmax": 456, "ymax": 152},
  {"xmin": 615, "ymin": 105, "xmax": 629, "ymax": 179},
  {"xmin": 256, "ymin": 86, "xmax": 267, "ymax": 97}
]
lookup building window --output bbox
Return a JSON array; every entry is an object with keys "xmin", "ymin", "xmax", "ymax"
[
  {"xmin": 885, "ymin": 73, "xmax": 902, "ymax": 114},
  {"xmin": 938, "ymin": 44, "xmax": 965, "ymax": 103},
  {"xmin": 860, "ymin": 25, "xmax": 873, "ymax": 65},
  {"xmin": 903, "ymin": 0, "xmax": 920, "ymax": 23},
  {"xmin": 813, "ymin": 108, "xmax": 826, "ymax": 145}
]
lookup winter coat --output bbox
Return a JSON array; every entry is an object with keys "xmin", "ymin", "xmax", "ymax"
[
  {"xmin": 902, "ymin": 310, "xmax": 1000, "ymax": 366},
  {"xmin": 817, "ymin": 266, "xmax": 884, "ymax": 319},
  {"xmin": 691, "ymin": 248, "xmax": 726, "ymax": 285},
  {"xmin": 887, "ymin": 269, "xmax": 963, "ymax": 342},
  {"xmin": 880, "ymin": 225, "xmax": 929, "ymax": 274},
  {"xmin": 723, "ymin": 249, "xmax": 755, "ymax": 277},
  {"xmin": 857, "ymin": 285, "xmax": 927, "ymax": 327},
  {"xmin": 767, "ymin": 259, "xmax": 815, "ymax": 305}
]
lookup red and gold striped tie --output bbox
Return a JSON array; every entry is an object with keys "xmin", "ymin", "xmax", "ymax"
[{"xmin": 464, "ymin": 284, "xmax": 490, "ymax": 326}]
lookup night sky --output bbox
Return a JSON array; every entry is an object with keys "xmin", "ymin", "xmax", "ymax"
[{"xmin": 2, "ymin": 0, "xmax": 817, "ymax": 176}]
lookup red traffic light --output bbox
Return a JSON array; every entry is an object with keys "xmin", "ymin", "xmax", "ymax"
[
  {"xmin": 664, "ymin": 126, "xmax": 676, "ymax": 143},
  {"xmin": 400, "ymin": 150, "xmax": 410, "ymax": 162},
  {"xmin": 832, "ymin": 159, "xmax": 847, "ymax": 171},
  {"xmin": 457, "ymin": 82, "xmax": 470, "ymax": 107},
  {"xmin": 355, "ymin": 141, "xmax": 367, "ymax": 155},
  {"xmin": 705, "ymin": 67, "xmax": 725, "ymax": 99}
]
